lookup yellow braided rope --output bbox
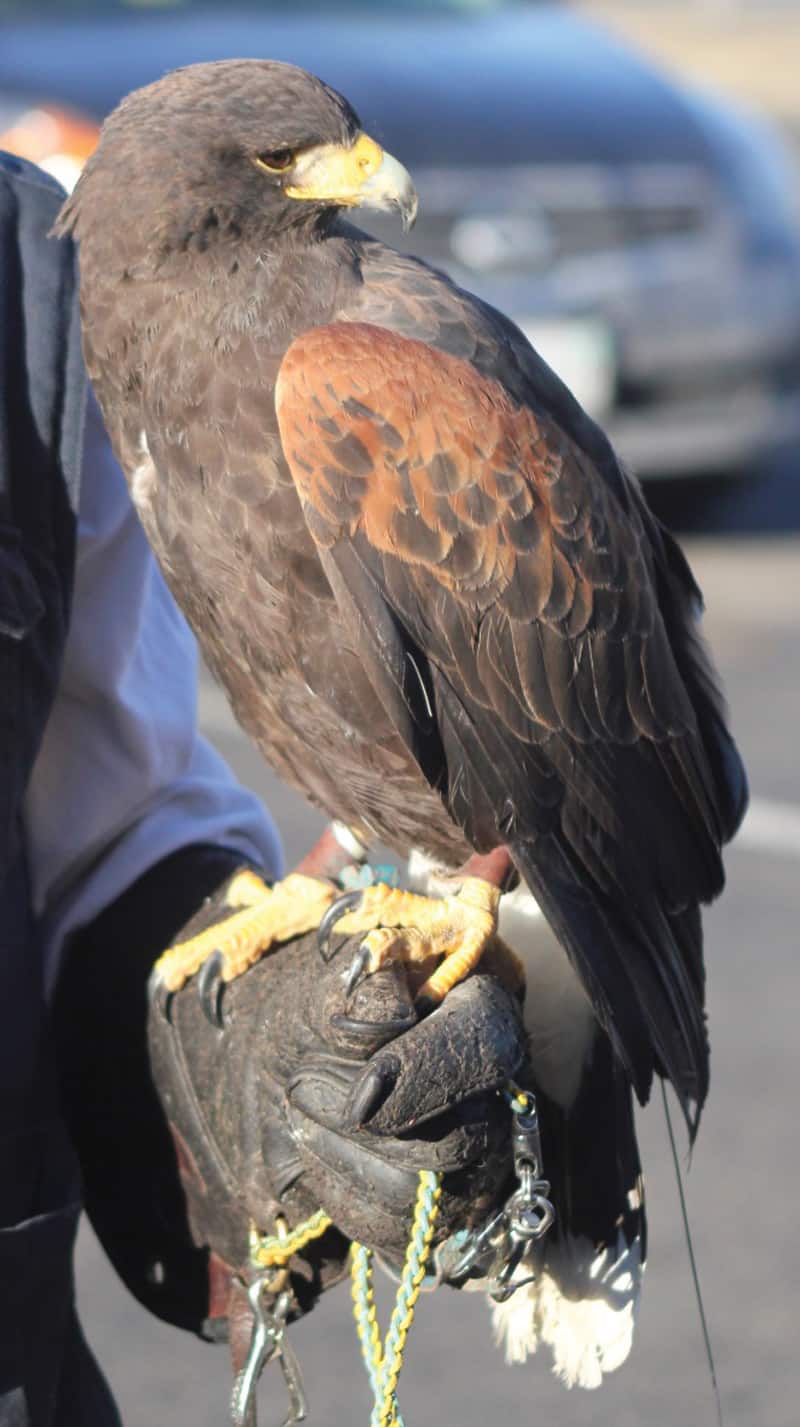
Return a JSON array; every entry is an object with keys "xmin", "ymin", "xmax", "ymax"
[
  {"xmin": 249, "ymin": 1208, "xmax": 333, "ymax": 1269},
  {"xmin": 247, "ymin": 1171, "xmax": 441, "ymax": 1427},
  {"xmin": 351, "ymin": 1244, "xmax": 397, "ymax": 1422},
  {"xmin": 351, "ymin": 1170, "xmax": 442, "ymax": 1427},
  {"xmin": 505, "ymin": 1082, "xmax": 532, "ymax": 1115},
  {"xmin": 245, "ymin": 1082, "xmax": 537, "ymax": 1422},
  {"xmin": 351, "ymin": 1244, "xmax": 383, "ymax": 1385}
]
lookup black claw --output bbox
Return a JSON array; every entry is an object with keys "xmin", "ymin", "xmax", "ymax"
[
  {"xmin": 345, "ymin": 1058, "xmax": 399, "ymax": 1129},
  {"xmin": 317, "ymin": 889, "xmax": 363, "ymax": 962},
  {"xmin": 344, "ymin": 942, "xmax": 371, "ymax": 996},
  {"xmin": 148, "ymin": 969, "xmax": 174, "ymax": 1023},
  {"xmin": 198, "ymin": 950, "xmax": 225, "ymax": 1028},
  {"xmin": 414, "ymin": 993, "xmax": 437, "ymax": 1020}
]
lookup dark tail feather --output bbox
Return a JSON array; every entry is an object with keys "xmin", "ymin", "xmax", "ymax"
[
  {"xmin": 431, "ymin": 662, "xmax": 710, "ymax": 1131},
  {"xmin": 539, "ymin": 1028, "xmax": 645, "ymax": 1268},
  {"xmin": 648, "ymin": 509, "xmax": 749, "ymax": 843}
]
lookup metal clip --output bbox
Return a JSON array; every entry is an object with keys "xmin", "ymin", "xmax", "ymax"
[
  {"xmin": 488, "ymin": 1175, "xmax": 556, "ymax": 1302},
  {"xmin": 230, "ymin": 1279, "xmax": 306, "ymax": 1427},
  {"xmin": 511, "ymin": 1103, "xmax": 544, "ymax": 1179},
  {"xmin": 437, "ymin": 1205, "xmax": 510, "ymax": 1283},
  {"xmin": 437, "ymin": 1087, "xmax": 556, "ymax": 1303}
]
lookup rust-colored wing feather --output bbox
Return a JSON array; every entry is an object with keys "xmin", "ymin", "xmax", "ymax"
[{"xmin": 276, "ymin": 321, "xmax": 742, "ymax": 1125}]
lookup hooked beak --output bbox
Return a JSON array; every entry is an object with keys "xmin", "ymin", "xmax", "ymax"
[{"xmin": 285, "ymin": 132, "xmax": 418, "ymax": 230}]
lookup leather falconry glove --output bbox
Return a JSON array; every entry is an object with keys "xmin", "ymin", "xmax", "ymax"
[
  {"xmin": 53, "ymin": 849, "xmax": 530, "ymax": 1350},
  {"xmin": 147, "ymin": 868, "xmax": 530, "ymax": 1336}
]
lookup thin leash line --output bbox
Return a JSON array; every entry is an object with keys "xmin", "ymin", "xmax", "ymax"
[
  {"xmin": 244, "ymin": 1174, "xmax": 438, "ymax": 1426},
  {"xmin": 351, "ymin": 1169, "xmax": 442, "ymax": 1427},
  {"xmin": 350, "ymin": 1244, "xmax": 390, "ymax": 1404},
  {"xmin": 374, "ymin": 1173, "xmax": 440, "ymax": 1425},
  {"xmin": 660, "ymin": 1080, "xmax": 724, "ymax": 1427}
]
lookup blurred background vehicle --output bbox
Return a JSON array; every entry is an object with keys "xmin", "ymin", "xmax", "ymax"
[{"xmin": 2, "ymin": 0, "xmax": 800, "ymax": 482}]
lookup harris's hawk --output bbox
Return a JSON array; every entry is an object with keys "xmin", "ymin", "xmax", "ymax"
[{"xmin": 58, "ymin": 60, "xmax": 746, "ymax": 1388}]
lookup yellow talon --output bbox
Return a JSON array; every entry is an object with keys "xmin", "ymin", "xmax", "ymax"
[
  {"xmin": 153, "ymin": 872, "xmax": 337, "ymax": 992},
  {"xmin": 333, "ymin": 876, "xmax": 504, "ymax": 1005},
  {"xmin": 225, "ymin": 867, "xmax": 278, "ymax": 908}
]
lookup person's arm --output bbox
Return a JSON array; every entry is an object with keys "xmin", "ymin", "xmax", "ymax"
[{"xmin": 20, "ymin": 390, "xmax": 283, "ymax": 1327}]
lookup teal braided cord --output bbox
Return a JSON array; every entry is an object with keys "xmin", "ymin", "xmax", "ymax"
[
  {"xmin": 369, "ymin": 1170, "xmax": 441, "ymax": 1427},
  {"xmin": 352, "ymin": 1246, "xmax": 384, "ymax": 1394},
  {"xmin": 352, "ymin": 1243, "xmax": 403, "ymax": 1427}
]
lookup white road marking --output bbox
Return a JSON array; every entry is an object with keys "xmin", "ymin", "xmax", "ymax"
[
  {"xmin": 734, "ymin": 796, "xmax": 800, "ymax": 859},
  {"xmin": 198, "ymin": 681, "xmax": 237, "ymax": 737}
]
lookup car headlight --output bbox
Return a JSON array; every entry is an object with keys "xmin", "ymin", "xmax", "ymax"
[{"xmin": 0, "ymin": 99, "xmax": 99, "ymax": 192}]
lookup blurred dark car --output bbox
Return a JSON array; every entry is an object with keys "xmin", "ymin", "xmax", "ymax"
[{"xmin": 2, "ymin": 0, "xmax": 800, "ymax": 479}]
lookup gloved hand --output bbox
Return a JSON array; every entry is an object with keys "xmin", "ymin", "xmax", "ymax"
[
  {"xmin": 53, "ymin": 845, "xmax": 529, "ymax": 1359},
  {"xmin": 147, "ymin": 868, "xmax": 530, "ymax": 1329}
]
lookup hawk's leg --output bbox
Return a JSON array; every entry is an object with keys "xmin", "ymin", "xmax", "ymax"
[
  {"xmin": 326, "ymin": 847, "xmax": 524, "ymax": 1005},
  {"xmin": 152, "ymin": 822, "xmax": 369, "ymax": 996}
]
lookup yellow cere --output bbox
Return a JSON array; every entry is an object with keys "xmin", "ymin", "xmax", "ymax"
[{"xmin": 285, "ymin": 132, "xmax": 385, "ymax": 206}]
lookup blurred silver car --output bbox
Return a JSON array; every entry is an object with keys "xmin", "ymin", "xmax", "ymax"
[{"xmin": 2, "ymin": 0, "xmax": 799, "ymax": 478}]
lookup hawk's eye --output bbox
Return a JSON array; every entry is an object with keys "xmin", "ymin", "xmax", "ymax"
[{"xmin": 255, "ymin": 148, "xmax": 295, "ymax": 175}]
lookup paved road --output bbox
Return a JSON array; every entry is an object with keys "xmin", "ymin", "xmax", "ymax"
[{"xmin": 74, "ymin": 522, "xmax": 799, "ymax": 1427}]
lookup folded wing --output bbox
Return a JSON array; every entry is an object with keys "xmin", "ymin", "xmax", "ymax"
[{"xmin": 275, "ymin": 320, "xmax": 746, "ymax": 1129}]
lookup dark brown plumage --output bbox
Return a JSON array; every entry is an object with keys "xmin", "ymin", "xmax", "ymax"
[{"xmin": 59, "ymin": 59, "xmax": 745, "ymax": 1163}]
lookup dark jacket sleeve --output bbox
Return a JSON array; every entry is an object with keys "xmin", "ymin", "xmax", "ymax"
[{"xmin": 0, "ymin": 153, "xmax": 85, "ymax": 881}]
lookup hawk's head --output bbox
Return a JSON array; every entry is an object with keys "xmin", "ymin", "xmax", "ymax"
[{"xmin": 58, "ymin": 59, "xmax": 417, "ymax": 260}]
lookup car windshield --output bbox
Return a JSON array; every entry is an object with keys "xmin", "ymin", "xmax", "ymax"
[{"xmin": 0, "ymin": 0, "xmax": 532, "ymax": 14}]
